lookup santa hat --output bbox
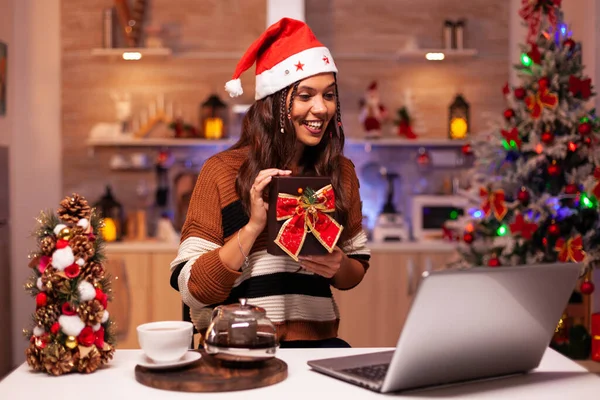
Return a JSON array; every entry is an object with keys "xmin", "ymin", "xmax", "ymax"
[{"xmin": 225, "ymin": 18, "xmax": 338, "ymax": 100}]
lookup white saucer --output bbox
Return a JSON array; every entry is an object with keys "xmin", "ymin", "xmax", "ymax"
[{"xmin": 137, "ymin": 351, "xmax": 201, "ymax": 370}]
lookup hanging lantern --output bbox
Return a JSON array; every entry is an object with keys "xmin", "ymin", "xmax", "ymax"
[
  {"xmin": 94, "ymin": 186, "xmax": 124, "ymax": 242},
  {"xmin": 199, "ymin": 94, "xmax": 228, "ymax": 139},
  {"xmin": 448, "ymin": 94, "xmax": 470, "ymax": 140}
]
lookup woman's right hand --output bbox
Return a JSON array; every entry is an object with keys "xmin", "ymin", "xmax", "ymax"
[{"xmin": 246, "ymin": 168, "xmax": 292, "ymax": 235}]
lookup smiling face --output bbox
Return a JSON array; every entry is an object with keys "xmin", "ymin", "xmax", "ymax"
[{"xmin": 287, "ymin": 73, "xmax": 337, "ymax": 148}]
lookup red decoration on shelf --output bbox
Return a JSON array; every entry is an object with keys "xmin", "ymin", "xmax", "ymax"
[
  {"xmin": 581, "ymin": 280, "xmax": 595, "ymax": 295},
  {"xmin": 569, "ymin": 76, "xmax": 592, "ymax": 100},
  {"xmin": 541, "ymin": 131, "xmax": 554, "ymax": 144},
  {"xmin": 509, "ymin": 213, "xmax": 538, "ymax": 240},
  {"xmin": 461, "ymin": 144, "xmax": 473, "ymax": 155},
  {"xmin": 503, "ymin": 108, "xmax": 515, "ymax": 120},
  {"xmin": 463, "ymin": 232, "xmax": 474, "ymax": 244},
  {"xmin": 578, "ymin": 122, "xmax": 592, "ymax": 135},
  {"xmin": 488, "ymin": 256, "xmax": 501, "ymax": 267},
  {"xmin": 517, "ymin": 187, "xmax": 530, "ymax": 205},
  {"xmin": 526, "ymin": 79, "xmax": 558, "ymax": 119},
  {"xmin": 416, "ymin": 148, "xmax": 430, "ymax": 166},
  {"xmin": 514, "ymin": 87, "xmax": 526, "ymax": 100},
  {"xmin": 480, "ymin": 188, "xmax": 508, "ymax": 221},
  {"xmin": 555, "ymin": 235, "xmax": 585, "ymax": 263},
  {"xmin": 547, "ymin": 161, "xmax": 561, "ymax": 176},
  {"xmin": 501, "ymin": 128, "xmax": 522, "ymax": 149},
  {"xmin": 548, "ymin": 222, "xmax": 560, "ymax": 236}
]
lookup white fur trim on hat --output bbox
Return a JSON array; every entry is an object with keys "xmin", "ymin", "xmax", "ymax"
[
  {"xmin": 254, "ymin": 46, "xmax": 337, "ymax": 100},
  {"xmin": 225, "ymin": 78, "xmax": 243, "ymax": 98}
]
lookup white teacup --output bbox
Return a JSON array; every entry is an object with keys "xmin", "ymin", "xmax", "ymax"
[{"xmin": 137, "ymin": 321, "xmax": 193, "ymax": 363}]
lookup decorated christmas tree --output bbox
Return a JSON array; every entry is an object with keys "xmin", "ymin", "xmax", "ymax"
[
  {"xmin": 446, "ymin": 1, "xmax": 600, "ymax": 288},
  {"xmin": 24, "ymin": 194, "xmax": 116, "ymax": 375}
]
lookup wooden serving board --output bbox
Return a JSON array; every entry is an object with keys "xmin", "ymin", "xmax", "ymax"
[{"xmin": 134, "ymin": 350, "xmax": 288, "ymax": 392}]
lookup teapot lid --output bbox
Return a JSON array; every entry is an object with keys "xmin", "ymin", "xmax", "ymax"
[{"xmin": 220, "ymin": 298, "xmax": 266, "ymax": 317}]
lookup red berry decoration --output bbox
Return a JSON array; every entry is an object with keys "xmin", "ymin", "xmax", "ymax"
[
  {"xmin": 517, "ymin": 188, "xmax": 530, "ymax": 205},
  {"xmin": 504, "ymin": 109, "xmax": 515, "ymax": 120},
  {"xmin": 548, "ymin": 222, "xmax": 560, "ymax": 236},
  {"xmin": 463, "ymin": 233, "xmax": 474, "ymax": 244},
  {"xmin": 581, "ymin": 280, "xmax": 595, "ymax": 295},
  {"xmin": 541, "ymin": 131, "xmax": 554, "ymax": 144},
  {"xmin": 565, "ymin": 184, "xmax": 578, "ymax": 195},
  {"xmin": 36, "ymin": 292, "xmax": 47, "ymax": 308},
  {"xmin": 488, "ymin": 257, "xmax": 501, "ymax": 267},
  {"xmin": 578, "ymin": 122, "xmax": 592, "ymax": 135},
  {"xmin": 547, "ymin": 161, "xmax": 561, "ymax": 176},
  {"xmin": 563, "ymin": 38, "xmax": 576, "ymax": 49},
  {"xmin": 514, "ymin": 87, "xmax": 526, "ymax": 100}
]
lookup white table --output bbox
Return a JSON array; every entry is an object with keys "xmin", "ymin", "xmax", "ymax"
[{"xmin": 1, "ymin": 348, "xmax": 599, "ymax": 399}]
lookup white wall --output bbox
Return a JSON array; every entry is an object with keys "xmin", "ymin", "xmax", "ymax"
[
  {"xmin": 266, "ymin": 0, "xmax": 305, "ymax": 27},
  {"xmin": 9, "ymin": 0, "xmax": 61, "ymax": 367},
  {"xmin": 0, "ymin": 0, "xmax": 12, "ymax": 147}
]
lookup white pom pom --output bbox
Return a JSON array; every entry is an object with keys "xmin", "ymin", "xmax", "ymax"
[
  {"xmin": 76, "ymin": 258, "xmax": 85, "ymax": 266},
  {"xmin": 33, "ymin": 326, "xmax": 45, "ymax": 337},
  {"xmin": 59, "ymin": 315, "xmax": 85, "ymax": 337},
  {"xmin": 77, "ymin": 218, "xmax": 90, "ymax": 230},
  {"xmin": 225, "ymin": 78, "xmax": 243, "ymax": 98},
  {"xmin": 36, "ymin": 277, "xmax": 44, "ymax": 291},
  {"xmin": 52, "ymin": 246, "xmax": 75, "ymax": 271},
  {"xmin": 53, "ymin": 224, "xmax": 67, "ymax": 236},
  {"xmin": 78, "ymin": 280, "xmax": 96, "ymax": 302},
  {"xmin": 92, "ymin": 323, "xmax": 101, "ymax": 332},
  {"xmin": 102, "ymin": 310, "xmax": 109, "ymax": 324}
]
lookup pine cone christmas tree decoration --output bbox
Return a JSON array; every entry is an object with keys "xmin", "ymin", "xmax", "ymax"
[
  {"xmin": 81, "ymin": 261, "xmax": 104, "ymax": 282},
  {"xmin": 43, "ymin": 343, "xmax": 75, "ymax": 376},
  {"xmin": 40, "ymin": 236, "xmax": 56, "ymax": 256},
  {"xmin": 41, "ymin": 267, "xmax": 64, "ymax": 291},
  {"xmin": 35, "ymin": 303, "xmax": 60, "ymax": 328},
  {"xmin": 57, "ymin": 194, "xmax": 92, "ymax": 224},
  {"xmin": 69, "ymin": 234, "xmax": 95, "ymax": 261},
  {"xmin": 77, "ymin": 346, "xmax": 102, "ymax": 374},
  {"xmin": 25, "ymin": 343, "xmax": 45, "ymax": 372},
  {"xmin": 100, "ymin": 344, "xmax": 115, "ymax": 364},
  {"xmin": 78, "ymin": 300, "xmax": 105, "ymax": 325}
]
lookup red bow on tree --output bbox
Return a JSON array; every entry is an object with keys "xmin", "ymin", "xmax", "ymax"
[
  {"xmin": 509, "ymin": 213, "xmax": 538, "ymax": 240},
  {"xmin": 593, "ymin": 167, "xmax": 600, "ymax": 199},
  {"xmin": 525, "ymin": 79, "xmax": 558, "ymax": 119},
  {"xmin": 274, "ymin": 184, "xmax": 343, "ymax": 261},
  {"xmin": 569, "ymin": 75, "xmax": 592, "ymax": 100},
  {"xmin": 555, "ymin": 235, "xmax": 585, "ymax": 263},
  {"xmin": 480, "ymin": 188, "xmax": 508, "ymax": 221},
  {"xmin": 501, "ymin": 127, "xmax": 522, "ymax": 150},
  {"xmin": 519, "ymin": 0, "xmax": 561, "ymax": 42},
  {"xmin": 527, "ymin": 43, "xmax": 542, "ymax": 65}
]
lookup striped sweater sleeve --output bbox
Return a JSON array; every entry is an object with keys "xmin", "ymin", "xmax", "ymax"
[
  {"xmin": 170, "ymin": 157, "xmax": 241, "ymax": 309},
  {"xmin": 339, "ymin": 157, "xmax": 371, "ymax": 271}
]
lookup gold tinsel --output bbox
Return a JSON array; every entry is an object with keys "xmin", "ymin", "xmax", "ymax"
[
  {"xmin": 43, "ymin": 343, "xmax": 76, "ymax": 376},
  {"xmin": 40, "ymin": 236, "xmax": 56, "ymax": 256},
  {"xmin": 77, "ymin": 346, "xmax": 102, "ymax": 374},
  {"xmin": 25, "ymin": 343, "xmax": 45, "ymax": 372},
  {"xmin": 35, "ymin": 303, "xmax": 60, "ymax": 328},
  {"xmin": 69, "ymin": 234, "xmax": 95, "ymax": 261},
  {"xmin": 82, "ymin": 261, "xmax": 105, "ymax": 282},
  {"xmin": 78, "ymin": 300, "xmax": 105, "ymax": 325},
  {"xmin": 57, "ymin": 194, "xmax": 92, "ymax": 224}
]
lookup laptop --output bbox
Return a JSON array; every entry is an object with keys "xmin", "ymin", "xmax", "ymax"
[{"xmin": 308, "ymin": 262, "xmax": 582, "ymax": 393}]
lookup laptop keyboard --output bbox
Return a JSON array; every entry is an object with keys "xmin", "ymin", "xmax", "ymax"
[{"xmin": 340, "ymin": 363, "xmax": 389, "ymax": 383}]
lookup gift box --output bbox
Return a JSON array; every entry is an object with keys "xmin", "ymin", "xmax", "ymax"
[
  {"xmin": 267, "ymin": 176, "xmax": 343, "ymax": 261},
  {"xmin": 592, "ymin": 313, "xmax": 600, "ymax": 362}
]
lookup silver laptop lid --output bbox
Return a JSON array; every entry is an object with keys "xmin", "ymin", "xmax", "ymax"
[{"xmin": 382, "ymin": 263, "xmax": 582, "ymax": 393}]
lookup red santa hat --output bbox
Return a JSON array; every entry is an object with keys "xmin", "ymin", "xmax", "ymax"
[{"xmin": 225, "ymin": 18, "xmax": 338, "ymax": 100}]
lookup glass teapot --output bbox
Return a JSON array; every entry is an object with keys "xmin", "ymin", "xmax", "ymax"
[{"xmin": 203, "ymin": 298, "xmax": 278, "ymax": 363}]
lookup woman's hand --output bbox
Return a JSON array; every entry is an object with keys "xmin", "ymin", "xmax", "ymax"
[
  {"xmin": 246, "ymin": 168, "xmax": 292, "ymax": 235},
  {"xmin": 298, "ymin": 246, "xmax": 347, "ymax": 279}
]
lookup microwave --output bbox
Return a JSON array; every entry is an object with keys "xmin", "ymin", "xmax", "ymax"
[{"xmin": 411, "ymin": 195, "xmax": 470, "ymax": 241}]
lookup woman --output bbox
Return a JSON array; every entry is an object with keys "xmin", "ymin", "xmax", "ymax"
[{"xmin": 170, "ymin": 18, "xmax": 370, "ymax": 348}]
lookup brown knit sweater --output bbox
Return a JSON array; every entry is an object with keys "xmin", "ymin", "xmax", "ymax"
[{"xmin": 170, "ymin": 146, "xmax": 371, "ymax": 342}]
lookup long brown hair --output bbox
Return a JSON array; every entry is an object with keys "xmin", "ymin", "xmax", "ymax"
[{"xmin": 231, "ymin": 75, "xmax": 351, "ymax": 228}]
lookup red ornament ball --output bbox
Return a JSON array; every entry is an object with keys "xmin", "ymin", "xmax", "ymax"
[
  {"xmin": 514, "ymin": 87, "xmax": 526, "ymax": 100},
  {"xmin": 581, "ymin": 280, "xmax": 595, "ymax": 295},
  {"xmin": 548, "ymin": 223, "xmax": 560, "ymax": 236},
  {"xmin": 517, "ymin": 188, "xmax": 530, "ymax": 204},
  {"xmin": 503, "ymin": 109, "xmax": 515, "ymax": 120},
  {"xmin": 461, "ymin": 144, "xmax": 473, "ymax": 155},
  {"xmin": 35, "ymin": 292, "xmax": 47, "ymax": 308},
  {"xmin": 563, "ymin": 38, "xmax": 576, "ymax": 49},
  {"xmin": 541, "ymin": 131, "xmax": 554, "ymax": 144},
  {"xmin": 488, "ymin": 257, "xmax": 501, "ymax": 267},
  {"xmin": 547, "ymin": 163, "xmax": 561, "ymax": 176},
  {"xmin": 463, "ymin": 233, "xmax": 474, "ymax": 244},
  {"xmin": 538, "ymin": 77, "xmax": 550, "ymax": 88},
  {"xmin": 584, "ymin": 137, "xmax": 592, "ymax": 145},
  {"xmin": 565, "ymin": 184, "xmax": 579, "ymax": 195},
  {"xmin": 578, "ymin": 122, "xmax": 592, "ymax": 135}
]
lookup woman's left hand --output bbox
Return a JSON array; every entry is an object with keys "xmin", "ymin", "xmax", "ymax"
[{"xmin": 298, "ymin": 246, "xmax": 347, "ymax": 279}]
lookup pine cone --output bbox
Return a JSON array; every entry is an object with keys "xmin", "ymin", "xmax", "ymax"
[
  {"xmin": 40, "ymin": 236, "xmax": 56, "ymax": 256},
  {"xmin": 100, "ymin": 344, "xmax": 115, "ymax": 364},
  {"xmin": 41, "ymin": 267, "xmax": 64, "ymax": 291},
  {"xmin": 28, "ymin": 254, "xmax": 40, "ymax": 269},
  {"xmin": 57, "ymin": 194, "xmax": 91, "ymax": 224},
  {"xmin": 43, "ymin": 343, "xmax": 75, "ymax": 376},
  {"xmin": 35, "ymin": 303, "xmax": 60, "ymax": 328},
  {"xmin": 25, "ymin": 343, "xmax": 45, "ymax": 372},
  {"xmin": 69, "ymin": 234, "xmax": 95, "ymax": 262},
  {"xmin": 78, "ymin": 300, "xmax": 105, "ymax": 325},
  {"xmin": 82, "ymin": 261, "xmax": 105, "ymax": 282},
  {"xmin": 77, "ymin": 346, "xmax": 102, "ymax": 374}
]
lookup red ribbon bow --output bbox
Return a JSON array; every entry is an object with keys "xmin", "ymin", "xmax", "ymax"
[
  {"xmin": 480, "ymin": 188, "xmax": 508, "ymax": 221},
  {"xmin": 569, "ymin": 75, "xmax": 592, "ymax": 100},
  {"xmin": 501, "ymin": 127, "xmax": 522, "ymax": 150},
  {"xmin": 274, "ymin": 184, "xmax": 343, "ymax": 261},
  {"xmin": 519, "ymin": 0, "xmax": 560, "ymax": 42},
  {"xmin": 525, "ymin": 79, "xmax": 558, "ymax": 119},
  {"xmin": 509, "ymin": 214, "xmax": 538, "ymax": 240},
  {"xmin": 555, "ymin": 235, "xmax": 585, "ymax": 263}
]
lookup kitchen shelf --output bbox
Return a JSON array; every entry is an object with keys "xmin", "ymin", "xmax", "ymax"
[
  {"xmin": 335, "ymin": 48, "xmax": 478, "ymax": 61},
  {"xmin": 91, "ymin": 47, "xmax": 172, "ymax": 60}
]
